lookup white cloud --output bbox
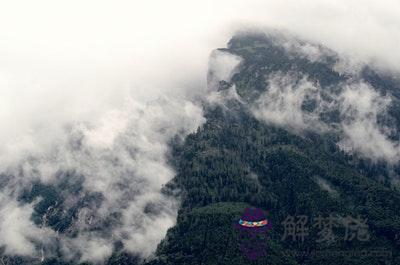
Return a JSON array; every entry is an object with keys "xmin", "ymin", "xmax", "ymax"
[
  {"xmin": 251, "ymin": 74, "xmax": 400, "ymax": 162},
  {"xmin": 0, "ymin": 193, "xmax": 55, "ymax": 256},
  {"xmin": 251, "ymin": 74, "xmax": 324, "ymax": 131},
  {"xmin": 338, "ymin": 83, "xmax": 400, "ymax": 162},
  {"xmin": 0, "ymin": 96, "xmax": 205, "ymax": 262},
  {"xmin": 61, "ymin": 235, "xmax": 113, "ymax": 264},
  {"xmin": 0, "ymin": 0, "xmax": 399, "ymax": 262},
  {"xmin": 315, "ymin": 177, "xmax": 339, "ymax": 197},
  {"xmin": 208, "ymin": 50, "xmax": 242, "ymax": 88}
]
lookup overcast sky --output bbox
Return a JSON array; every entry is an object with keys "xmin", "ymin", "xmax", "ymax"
[{"xmin": 1, "ymin": 0, "xmax": 400, "ymax": 157}]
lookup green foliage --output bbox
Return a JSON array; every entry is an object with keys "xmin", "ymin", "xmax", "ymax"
[{"xmin": 149, "ymin": 102, "xmax": 400, "ymax": 264}]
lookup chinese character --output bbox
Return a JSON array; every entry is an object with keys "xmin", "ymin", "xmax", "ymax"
[
  {"xmin": 281, "ymin": 215, "xmax": 309, "ymax": 242},
  {"xmin": 313, "ymin": 215, "xmax": 337, "ymax": 244},
  {"xmin": 343, "ymin": 215, "xmax": 370, "ymax": 241}
]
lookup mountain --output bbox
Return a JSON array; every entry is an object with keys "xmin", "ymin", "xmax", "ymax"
[
  {"xmin": 2, "ymin": 32, "xmax": 400, "ymax": 265},
  {"xmin": 145, "ymin": 32, "xmax": 400, "ymax": 265}
]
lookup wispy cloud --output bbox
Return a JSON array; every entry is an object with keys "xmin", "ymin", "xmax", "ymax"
[
  {"xmin": 0, "ymin": 97, "xmax": 204, "ymax": 262},
  {"xmin": 251, "ymin": 74, "xmax": 325, "ymax": 132},
  {"xmin": 250, "ymin": 72, "xmax": 400, "ymax": 162},
  {"xmin": 338, "ymin": 83, "xmax": 400, "ymax": 162},
  {"xmin": 0, "ymin": 0, "xmax": 399, "ymax": 262}
]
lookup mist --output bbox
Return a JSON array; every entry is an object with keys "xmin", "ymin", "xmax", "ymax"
[
  {"xmin": 1, "ymin": 0, "xmax": 400, "ymax": 262},
  {"xmin": 2, "ymin": 0, "xmax": 400, "ymax": 164}
]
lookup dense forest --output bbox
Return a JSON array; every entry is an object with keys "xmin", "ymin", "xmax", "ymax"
[{"xmin": 146, "ymin": 33, "xmax": 400, "ymax": 265}]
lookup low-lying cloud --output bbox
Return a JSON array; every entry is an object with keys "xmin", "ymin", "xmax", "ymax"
[
  {"xmin": 1, "ymin": 0, "xmax": 400, "ymax": 262},
  {"xmin": 251, "ymin": 74, "xmax": 325, "ymax": 131},
  {"xmin": 250, "ymin": 72, "xmax": 400, "ymax": 162},
  {"xmin": 0, "ymin": 96, "xmax": 204, "ymax": 262},
  {"xmin": 338, "ymin": 83, "xmax": 400, "ymax": 162}
]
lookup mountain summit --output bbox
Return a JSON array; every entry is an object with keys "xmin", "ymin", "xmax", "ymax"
[{"xmin": 148, "ymin": 32, "xmax": 400, "ymax": 265}]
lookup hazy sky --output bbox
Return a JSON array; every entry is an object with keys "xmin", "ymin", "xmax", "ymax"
[{"xmin": 1, "ymin": 0, "xmax": 400, "ymax": 158}]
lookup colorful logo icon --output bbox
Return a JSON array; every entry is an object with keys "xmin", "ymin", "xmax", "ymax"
[{"xmin": 234, "ymin": 207, "xmax": 272, "ymax": 260}]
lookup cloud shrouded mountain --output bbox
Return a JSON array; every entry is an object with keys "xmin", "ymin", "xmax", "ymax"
[
  {"xmin": 148, "ymin": 32, "xmax": 400, "ymax": 265},
  {"xmin": 0, "ymin": 1, "xmax": 400, "ymax": 264},
  {"xmin": 0, "ymin": 96, "xmax": 205, "ymax": 262}
]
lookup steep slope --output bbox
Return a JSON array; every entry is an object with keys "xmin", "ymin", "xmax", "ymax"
[{"xmin": 147, "ymin": 33, "xmax": 400, "ymax": 265}]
